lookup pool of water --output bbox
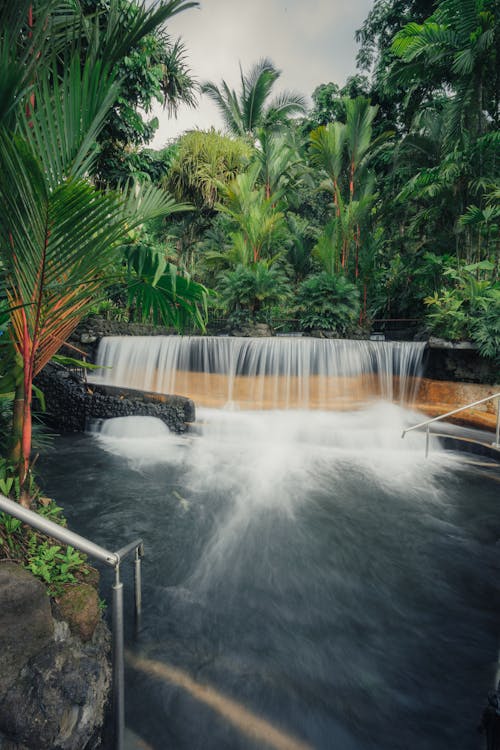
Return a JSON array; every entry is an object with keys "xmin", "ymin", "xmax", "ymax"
[{"xmin": 38, "ymin": 404, "xmax": 500, "ymax": 750}]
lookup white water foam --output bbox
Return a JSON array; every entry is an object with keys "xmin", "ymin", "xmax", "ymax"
[{"xmin": 92, "ymin": 403, "xmax": 446, "ymax": 484}]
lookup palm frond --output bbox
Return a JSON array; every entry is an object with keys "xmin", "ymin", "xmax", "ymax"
[
  {"xmin": 309, "ymin": 122, "xmax": 346, "ymax": 183},
  {"xmin": 90, "ymin": 0, "xmax": 199, "ymax": 67},
  {"xmin": 266, "ymin": 90, "xmax": 307, "ymax": 124},
  {"xmin": 126, "ymin": 246, "xmax": 208, "ymax": 331},
  {"xmin": 120, "ymin": 181, "xmax": 192, "ymax": 230},
  {"xmin": 242, "ymin": 60, "xmax": 279, "ymax": 131},
  {"xmin": 201, "ymin": 80, "xmax": 243, "ymax": 136},
  {"xmin": 20, "ymin": 53, "xmax": 119, "ymax": 188}
]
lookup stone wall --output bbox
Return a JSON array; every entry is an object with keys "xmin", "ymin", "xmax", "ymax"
[
  {"xmin": 424, "ymin": 338, "xmax": 499, "ymax": 385},
  {"xmin": 0, "ymin": 563, "xmax": 110, "ymax": 750},
  {"xmin": 35, "ymin": 363, "xmax": 195, "ymax": 434},
  {"xmin": 70, "ymin": 317, "xmax": 178, "ymax": 364}
]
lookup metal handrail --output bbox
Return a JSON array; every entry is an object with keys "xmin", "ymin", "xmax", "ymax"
[
  {"xmin": 401, "ymin": 391, "xmax": 500, "ymax": 457},
  {"xmin": 0, "ymin": 494, "xmax": 141, "ymax": 750}
]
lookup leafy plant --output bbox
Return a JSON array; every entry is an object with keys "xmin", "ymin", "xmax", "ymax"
[
  {"xmin": 0, "ymin": 512, "xmax": 22, "ymax": 553},
  {"xmin": 425, "ymin": 271, "xmax": 500, "ymax": 363},
  {"xmin": 26, "ymin": 539, "xmax": 88, "ymax": 598},
  {"xmin": 296, "ymin": 273, "xmax": 360, "ymax": 334},
  {"xmin": 217, "ymin": 262, "xmax": 291, "ymax": 322},
  {"xmin": 424, "ymin": 289, "xmax": 468, "ymax": 340},
  {"xmin": 469, "ymin": 287, "xmax": 500, "ymax": 363},
  {"xmin": 0, "ymin": 459, "xmax": 20, "ymax": 500},
  {"xmin": 125, "ymin": 242, "xmax": 209, "ymax": 330}
]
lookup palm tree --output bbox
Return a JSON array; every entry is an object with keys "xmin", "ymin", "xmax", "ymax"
[
  {"xmin": 309, "ymin": 97, "xmax": 385, "ymax": 273},
  {"xmin": 344, "ymin": 97, "xmax": 380, "ymax": 198},
  {"xmin": 309, "ymin": 121, "xmax": 346, "ymax": 207},
  {"xmin": 216, "ymin": 164, "xmax": 286, "ymax": 264},
  {"xmin": 201, "ymin": 58, "xmax": 306, "ymax": 139},
  {"xmin": 252, "ymin": 127, "xmax": 305, "ymax": 200},
  {"xmin": 389, "ymin": 0, "xmax": 498, "ymax": 146},
  {"xmin": 0, "ymin": 0, "xmax": 200, "ymax": 500}
]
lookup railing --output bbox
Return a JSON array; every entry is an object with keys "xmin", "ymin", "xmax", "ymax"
[
  {"xmin": 0, "ymin": 494, "xmax": 142, "ymax": 750},
  {"xmin": 401, "ymin": 392, "xmax": 500, "ymax": 457}
]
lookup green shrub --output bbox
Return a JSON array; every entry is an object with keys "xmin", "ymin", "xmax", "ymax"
[
  {"xmin": 295, "ymin": 272, "xmax": 360, "ymax": 334},
  {"xmin": 470, "ymin": 287, "xmax": 500, "ymax": 363},
  {"xmin": 217, "ymin": 262, "xmax": 291, "ymax": 323},
  {"xmin": 425, "ymin": 279, "xmax": 500, "ymax": 363},
  {"xmin": 26, "ymin": 538, "xmax": 87, "ymax": 598},
  {"xmin": 423, "ymin": 289, "xmax": 469, "ymax": 340}
]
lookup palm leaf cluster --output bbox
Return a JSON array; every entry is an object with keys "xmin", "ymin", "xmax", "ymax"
[
  {"xmin": 201, "ymin": 58, "xmax": 306, "ymax": 139},
  {"xmin": 389, "ymin": 0, "xmax": 498, "ymax": 146},
  {"xmin": 0, "ymin": 0, "xmax": 203, "ymax": 490}
]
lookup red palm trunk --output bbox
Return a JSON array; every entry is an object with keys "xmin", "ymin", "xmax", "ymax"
[
  {"xmin": 355, "ymin": 225, "xmax": 360, "ymax": 279},
  {"xmin": 20, "ymin": 310, "xmax": 32, "ymax": 505}
]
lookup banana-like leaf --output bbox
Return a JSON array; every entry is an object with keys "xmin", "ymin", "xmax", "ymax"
[{"xmin": 126, "ymin": 246, "xmax": 208, "ymax": 331}]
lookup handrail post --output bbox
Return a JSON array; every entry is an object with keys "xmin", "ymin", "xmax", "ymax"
[
  {"xmin": 112, "ymin": 564, "xmax": 125, "ymax": 750},
  {"xmin": 494, "ymin": 397, "xmax": 500, "ymax": 448},
  {"xmin": 0, "ymin": 495, "xmax": 144, "ymax": 749},
  {"xmin": 134, "ymin": 544, "xmax": 143, "ymax": 637},
  {"xmin": 425, "ymin": 425, "xmax": 430, "ymax": 459}
]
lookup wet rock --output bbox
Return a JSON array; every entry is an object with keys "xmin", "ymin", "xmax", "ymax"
[
  {"xmin": 427, "ymin": 336, "xmax": 477, "ymax": 350},
  {"xmin": 80, "ymin": 333, "xmax": 97, "ymax": 344},
  {"xmin": 424, "ymin": 346, "xmax": 499, "ymax": 384},
  {"xmin": 0, "ymin": 566, "xmax": 111, "ymax": 750},
  {"xmin": 35, "ymin": 363, "xmax": 195, "ymax": 434},
  {"xmin": 56, "ymin": 584, "xmax": 100, "ymax": 642},
  {"xmin": 0, "ymin": 621, "xmax": 110, "ymax": 750},
  {"xmin": 231, "ymin": 322, "xmax": 273, "ymax": 337},
  {"xmin": 0, "ymin": 564, "xmax": 54, "ymax": 700}
]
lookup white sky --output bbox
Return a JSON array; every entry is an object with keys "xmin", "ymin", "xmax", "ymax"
[{"xmin": 149, "ymin": 0, "xmax": 374, "ymax": 147}]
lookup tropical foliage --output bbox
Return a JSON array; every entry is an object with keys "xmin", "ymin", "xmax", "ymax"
[
  {"xmin": 1, "ymin": 0, "xmax": 498, "ymax": 499},
  {"xmin": 95, "ymin": 0, "xmax": 498, "ymax": 360},
  {"xmin": 296, "ymin": 273, "xmax": 360, "ymax": 335},
  {"xmin": 0, "ymin": 0, "xmax": 206, "ymax": 499},
  {"xmin": 201, "ymin": 58, "xmax": 306, "ymax": 139}
]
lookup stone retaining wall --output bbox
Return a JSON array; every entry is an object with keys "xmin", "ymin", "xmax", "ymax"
[{"xmin": 35, "ymin": 363, "xmax": 195, "ymax": 434}]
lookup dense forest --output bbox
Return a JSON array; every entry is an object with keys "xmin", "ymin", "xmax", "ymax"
[
  {"xmin": 83, "ymin": 0, "xmax": 499, "ymax": 359},
  {"xmin": 0, "ymin": 0, "xmax": 498, "ymax": 498}
]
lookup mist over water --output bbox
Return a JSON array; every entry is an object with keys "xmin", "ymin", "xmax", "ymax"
[{"xmin": 39, "ymin": 337, "xmax": 499, "ymax": 749}]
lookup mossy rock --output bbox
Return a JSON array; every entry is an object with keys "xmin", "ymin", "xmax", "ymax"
[
  {"xmin": 57, "ymin": 583, "xmax": 99, "ymax": 642},
  {"xmin": 77, "ymin": 563, "xmax": 100, "ymax": 589}
]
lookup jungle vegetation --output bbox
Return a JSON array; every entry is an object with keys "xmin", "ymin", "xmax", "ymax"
[
  {"xmin": 0, "ymin": 0, "xmax": 498, "ymax": 508},
  {"xmin": 89, "ymin": 0, "xmax": 498, "ymax": 359}
]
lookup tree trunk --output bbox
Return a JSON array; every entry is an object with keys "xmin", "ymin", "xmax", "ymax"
[{"xmin": 11, "ymin": 382, "xmax": 23, "ymax": 466}]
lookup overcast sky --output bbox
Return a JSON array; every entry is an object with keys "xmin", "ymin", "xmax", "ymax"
[{"xmin": 150, "ymin": 0, "xmax": 374, "ymax": 147}]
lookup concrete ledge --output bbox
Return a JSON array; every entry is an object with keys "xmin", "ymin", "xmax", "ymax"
[{"xmin": 414, "ymin": 379, "xmax": 500, "ymax": 431}]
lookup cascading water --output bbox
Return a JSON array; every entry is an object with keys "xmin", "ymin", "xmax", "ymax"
[
  {"xmin": 92, "ymin": 335, "xmax": 426, "ymax": 409},
  {"xmin": 38, "ymin": 336, "xmax": 500, "ymax": 749}
]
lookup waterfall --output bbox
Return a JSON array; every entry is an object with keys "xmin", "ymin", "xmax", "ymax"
[
  {"xmin": 42, "ymin": 334, "xmax": 497, "ymax": 750},
  {"xmin": 92, "ymin": 336, "xmax": 426, "ymax": 410}
]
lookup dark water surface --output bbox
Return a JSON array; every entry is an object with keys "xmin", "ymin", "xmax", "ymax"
[{"xmin": 38, "ymin": 405, "xmax": 499, "ymax": 750}]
